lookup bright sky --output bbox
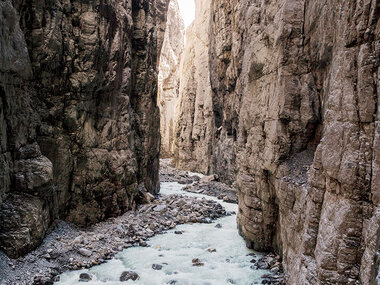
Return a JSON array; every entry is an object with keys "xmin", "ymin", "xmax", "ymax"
[{"xmin": 177, "ymin": 0, "xmax": 195, "ymax": 29}]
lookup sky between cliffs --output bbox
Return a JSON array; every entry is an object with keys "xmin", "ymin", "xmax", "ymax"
[{"xmin": 177, "ymin": 0, "xmax": 195, "ymax": 29}]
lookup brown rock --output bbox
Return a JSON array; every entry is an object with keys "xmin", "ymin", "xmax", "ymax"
[
  {"xmin": 0, "ymin": 0, "xmax": 170, "ymax": 257},
  {"xmin": 171, "ymin": 0, "xmax": 380, "ymax": 283}
]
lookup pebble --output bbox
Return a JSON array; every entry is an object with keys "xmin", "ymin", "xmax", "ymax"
[
  {"xmin": 78, "ymin": 248, "xmax": 92, "ymax": 257},
  {"xmin": 120, "ymin": 271, "xmax": 139, "ymax": 281},
  {"xmin": 192, "ymin": 258, "xmax": 204, "ymax": 266},
  {"xmin": 79, "ymin": 272, "xmax": 92, "ymax": 282},
  {"xmin": 152, "ymin": 264, "xmax": 163, "ymax": 270}
]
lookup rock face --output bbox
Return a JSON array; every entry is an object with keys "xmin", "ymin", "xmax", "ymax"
[
  {"xmin": 174, "ymin": 0, "xmax": 379, "ymax": 283},
  {"xmin": 174, "ymin": 0, "xmax": 215, "ymax": 174},
  {"xmin": 158, "ymin": 0, "xmax": 184, "ymax": 157},
  {"xmin": 0, "ymin": 0, "xmax": 169, "ymax": 258}
]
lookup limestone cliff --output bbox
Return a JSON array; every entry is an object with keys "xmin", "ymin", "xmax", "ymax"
[
  {"xmin": 158, "ymin": 0, "xmax": 184, "ymax": 157},
  {"xmin": 174, "ymin": 0, "xmax": 380, "ymax": 283},
  {"xmin": 173, "ymin": 0, "xmax": 215, "ymax": 174},
  {"xmin": 0, "ymin": 0, "xmax": 168, "ymax": 258}
]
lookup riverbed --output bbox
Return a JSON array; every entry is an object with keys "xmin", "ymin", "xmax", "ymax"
[{"xmin": 57, "ymin": 181, "xmax": 270, "ymax": 285}]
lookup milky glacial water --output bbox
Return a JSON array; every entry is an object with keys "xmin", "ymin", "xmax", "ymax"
[{"xmin": 57, "ymin": 181, "xmax": 269, "ymax": 285}]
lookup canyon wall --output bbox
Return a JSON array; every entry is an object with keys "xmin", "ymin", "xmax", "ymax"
[
  {"xmin": 174, "ymin": 0, "xmax": 379, "ymax": 283},
  {"xmin": 158, "ymin": 0, "xmax": 184, "ymax": 157},
  {"xmin": 173, "ymin": 0, "xmax": 215, "ymax": 174},
  {"xmin": 0, "ymin": 0, "xmax": 168, "ymax": 258}
]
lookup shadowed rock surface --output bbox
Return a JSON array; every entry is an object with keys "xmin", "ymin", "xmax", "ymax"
[
  {"xmin": 0, "ymin": 0, "xmax": 169, "ymax": 258},
  {"xmin": 173, "ymin": 0, "xmax": 380, "ymax": 284}
]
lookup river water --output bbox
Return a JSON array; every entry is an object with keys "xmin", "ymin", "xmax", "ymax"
[{"xmin": 57, "ymin": 181, "xmax": 270, "ymax": 285}]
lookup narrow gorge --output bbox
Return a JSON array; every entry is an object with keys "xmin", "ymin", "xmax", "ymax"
[{"xmin": 0, "ymin": 0, "xmax": 379, "ymax": 284}]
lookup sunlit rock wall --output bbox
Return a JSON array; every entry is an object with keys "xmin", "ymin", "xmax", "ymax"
[
  {"xmin": 173, "ymin": 0, "xmax": 215, "ymax": 174},
  {"xmin": 158, "ymin": 0, "xmax": 184, "ymax": 157}
]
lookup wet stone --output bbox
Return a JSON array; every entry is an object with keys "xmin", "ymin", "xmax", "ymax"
[
  {"xmin": 120, "ymin": 271, "xmax": 139, "ymax": 281},
  {"xmin": 79, "ymin": 273, "xmax": 91, "ymax": 282},
  {"xmin": 192, "ymin": 258, "xmax": 204, "ymax": 266},
  {"xmin": 152, "ymin": 264, "xmax": 163, "ymax": 270}
]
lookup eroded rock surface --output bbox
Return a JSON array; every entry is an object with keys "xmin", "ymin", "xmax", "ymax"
[
  {"xmin": 174, "ymin": 0, "xmax": 380, "ymax": 283},
  {"xmin": 158, "ymin": 0, "xmax": 185, "ymax": 157},
  {"xmin": 0, "ymin": 0, "xmax": 169, "ymax": 258},
  {"xmin": 173, "ymin": 0, "xmax": 215, "ymax": 174}
]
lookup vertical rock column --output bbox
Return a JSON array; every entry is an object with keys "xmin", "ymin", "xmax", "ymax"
[
  {"xmin": 173, "ymin": 0, "xmax": 215, "ymax": 174},
  {"xmin": 158, "ymin": 0, "xmax": 185, "ymax": 157}
]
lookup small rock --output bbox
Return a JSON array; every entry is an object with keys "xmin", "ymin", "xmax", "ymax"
[
  {"xmin": 271, "ymin": 266, "xmax": 280, "ymax": 274},
  {"xmin": 42, "ymin": 253, "xmax": 51, "ymax": 259},
  {"xmin": 200, "ymin": 174, "xmax": 218, "ymax": 183},
  {"xmin": 207, "ymin": 248, "xmax": 216, "ymax": 253},
  {"xmin": 256, "ymin": 259, "xmax": 270, "ymax": 269},
  {"xmin": 250, "ymin": 258, "xmax": 256, "ymax": 263},
  {"xmin": 174, "ymin": 231, "xmax": 183, "ymax": 234},
  {"xmin": 192, "ymin": 258, "xmax": 204, "ymax": 266},
  {"xmin": 204, "ymin": 217, "xmax": 212, "ymax": 223},
  {"xmin": 73, "ymin": 236, "xmax": 83, "ymax": 244},
  {"xmin": 79, "ymin": 273, "xmax": 92, "ymax": 282},
  {"xmin": 33, "ymin": 276, "xmax": 53, "ymax": 285},
  {"xmin": 152, "ymin": 264, "xmax": 163, "ymax": 270},
  {"xmin": 78, "ymin": 248, "xmax": 92, "ymax": 257},
  {"xmin": 120, "ymin": 271, "xmax": 139, "ymax": 281},
  {"xmin": 139, "ymin": 241, "xmax": 148, "ymax": 247},
  {"xmin": 215, "ymin": 223, "xmax": 222, "ymax": 228},
  {"xmin": 261, "ymin": 274, "xmax": 271, "ymax": 278},
  {"xmin": 154, "ymin": 204, "xmax": 167, "ymax": 212}
]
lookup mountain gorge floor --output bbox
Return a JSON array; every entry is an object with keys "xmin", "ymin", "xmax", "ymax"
[{"xmin": 0, "ymin": 160, "xmax": 282, "ymax": 285}]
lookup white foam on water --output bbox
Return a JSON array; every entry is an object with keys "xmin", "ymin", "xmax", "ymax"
[{"xmin": 57, "ymin": 181, "xmax": 269, "ymax": 285}]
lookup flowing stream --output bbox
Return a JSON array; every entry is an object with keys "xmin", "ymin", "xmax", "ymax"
[{"xmin": 57, "ymin": 180, "xmax": 270, "ymax": 285}]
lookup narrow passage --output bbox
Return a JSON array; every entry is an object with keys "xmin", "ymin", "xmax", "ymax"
[{"xmin": 56, "ymin": 161, "xmax": 281, "ymax": 285}]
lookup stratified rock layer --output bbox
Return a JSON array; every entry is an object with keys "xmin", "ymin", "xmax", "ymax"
[
  {"xmin": 174, "ymin": 0, "xmax": 379, "ymax": 283},
  {"xmin": 158, "ymin": 0, "xmax": 184, "ymax": 157},
  {"xmin": 0, "ymin": 0, "xmax": 168, "ymax": 258}
]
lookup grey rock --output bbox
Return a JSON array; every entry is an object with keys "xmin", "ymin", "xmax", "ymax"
[
  {"xmin": 120, "ymin": 271, "xmax": 139, "ymax": 282},
  {"xmin": 152, "ymin": 264, "xmax": 163, "ymax": 270},
  {"xmin": 78, "ymin": 248, "xmax": 92, "ymax": 257},
  {"xmin": 79, "ymin": 273, "xmax": 91, "ymax": 282}
]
